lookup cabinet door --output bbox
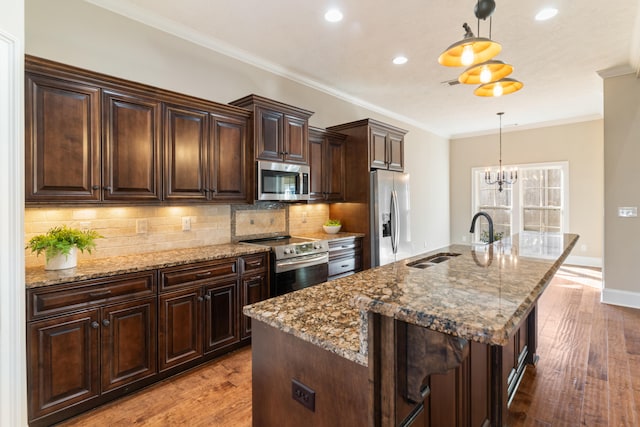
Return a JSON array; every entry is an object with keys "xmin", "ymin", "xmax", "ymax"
[
  {"xmin": 27, "ymin": 310, "xmax": 100, "ymax": 421},
  {"xmin": 369, "ymin": 127, "xmax": 388, "ymax": 169},
  {"xmin": 164, "ymin": 105, "xmax": 208, "ymax": 201},
  {"xmin": 241, "ymin": 274, "xmax": 268, "ymax": 340},
  {"xmin": 325, "ymin": 135, "xmax": 346, "ymax": 202},
  {"xmin": 203, "ymin": 278, "xmax": 239, "ymax": 354},
  {"xmin": 102, "ymin": 89, "xmax": 162, "ymax": 201},
  {"xmin": 308, "ymin": 133, "xmax": 326, "ymax": 201},
  {"xmin": 210, "ymin": 114, "xmax": 248, "ymax": 202},
  {"xmin": 25, "ymin": 73, "xmax": 101, "ymax": 202},
  {"xmin": 255, "ymin": 106, "xmax": 283, "ymax": 161},
  {"xmin": 387, "ymin": 132, "xmax": 404, "ymax": 171},
  {"xmin": 284, "ymin": 114, "xmax": 308, "ymax": 164},
  {"xmin": 100, "ymin": 298, "xmax": 157, "ymax": 393},
  {"xmin": 158, "ymin": 287, "xmax": 203, "ymax": 372}
]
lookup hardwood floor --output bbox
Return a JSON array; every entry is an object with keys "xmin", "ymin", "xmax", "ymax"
[{"xmin": 58, "ymin": 266, "xmax": 639, "ymax": 426}]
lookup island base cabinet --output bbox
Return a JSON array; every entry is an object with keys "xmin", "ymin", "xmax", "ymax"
[
  {"xmin": 251, "ymin": 320, "xmax": 369, "ymax": 427},
  {"xmin": 369, "ymin": 307, "xmax": 538, "ymax": 427}
]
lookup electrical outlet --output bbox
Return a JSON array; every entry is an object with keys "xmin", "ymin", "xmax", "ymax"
[
  {"xmin": 136, "ymin": 219, "xmax": 148, "ymax": 234},
  {"xmin": 302, "ymin": 212, "xmax": 307, "ymax": 223},
  {"xmin": 291, "ymin": 379, "xmax": 315, "ymax": 411},
  {"xmin": 182, "ymin": 216, "xmax": 191, "ymax": 231},
  {"xmin": 79, "ymin": 221, "xmax": 91, "ymax": 231}
]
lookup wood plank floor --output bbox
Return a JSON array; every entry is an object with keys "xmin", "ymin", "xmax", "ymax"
[{"xmin": 58, "ymin": 266, "xmax": 639, "ymax": 426}]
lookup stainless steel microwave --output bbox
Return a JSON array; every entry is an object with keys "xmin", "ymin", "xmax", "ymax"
[{"xmin": 257, "ymin": 161, "xmax": 310, "ymax": 201}]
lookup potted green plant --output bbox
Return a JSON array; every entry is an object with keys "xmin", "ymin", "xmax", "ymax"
[
  {"xmin": 26, "ymin": 225, "xmax": 103, "ymax": 270},
  {"xmin": 323, "ymin": 219, "xmax": 342, "ymax": 234}
]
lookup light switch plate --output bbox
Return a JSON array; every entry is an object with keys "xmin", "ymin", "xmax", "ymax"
[{"xmin": 618, "ymin": 207, "xmax": 637, "ymax": 217}]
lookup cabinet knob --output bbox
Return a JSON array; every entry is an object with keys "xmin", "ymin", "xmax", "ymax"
[
  {"xmin": 92, "ymin": 185, "xmax": 100, "ymax": 190},
  {"xmin": 102, "ymin": 319, "xmax": 110, "ymax": 327},
  {"xmin": 204, "ymin": 294, "xmax": 212, "ymax": 301},
  {"xmin": 90, "ymin": 321, "xmax": 99, "ymax": 329},
  {"xmin": 198, "ymin": 296, "xmax": 204, "ymax": 302}
]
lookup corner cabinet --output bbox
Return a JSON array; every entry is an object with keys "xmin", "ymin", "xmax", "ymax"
[
  {"xmin": 230, "ymin": 94, "xmax": 313, "ymax": 165},
  {"xmin": 309, "ymin": 127, "xmax": 347, "ymax": 202},
  {"xmin": 25, "ymin": 55, "xmax": 252, "ymax": 205},
  {"xmin": 26, "ymin": 271, "xmax": 157, "ymax": 427}
]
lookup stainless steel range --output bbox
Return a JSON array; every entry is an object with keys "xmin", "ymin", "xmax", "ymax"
[{"xmin": 241, "ymin": 236, "xmax": 329, "ymax": 296}]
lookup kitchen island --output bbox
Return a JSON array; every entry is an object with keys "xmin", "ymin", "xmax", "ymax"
[{"xmin": 244, "ymin": 232, "xmax": 579, "ymax": 427}]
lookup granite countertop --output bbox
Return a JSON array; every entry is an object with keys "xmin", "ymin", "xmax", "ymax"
[
  {"xmin": 244, "ymin": 232, "xmax": 579, "ymax": 366},
  {"xmin": 25, "ymin": 244, "xmax": 270, "ymax": 289}
]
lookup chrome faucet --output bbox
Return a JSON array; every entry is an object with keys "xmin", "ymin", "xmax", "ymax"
[{"xmin": 469, "ymin": 212, "xmax": 495, "ymax": 244}]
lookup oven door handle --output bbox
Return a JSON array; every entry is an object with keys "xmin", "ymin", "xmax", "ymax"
[{"xmin": 275, "ymin": 253, "xmax": 329, "ymax": 273}]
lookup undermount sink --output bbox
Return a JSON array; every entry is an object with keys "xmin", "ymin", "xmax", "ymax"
[{"xmin": 407, "ymin": 252, "xmax": 461, "ymax": 269}]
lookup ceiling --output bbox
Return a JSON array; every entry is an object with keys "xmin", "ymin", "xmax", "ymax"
[{"xmin": 86, "ymin": 0, "xmax": 640, "ymax": 138}]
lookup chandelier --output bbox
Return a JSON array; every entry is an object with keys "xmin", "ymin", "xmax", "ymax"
[
  {"xmin": 438, "ymin": 0, "xmax": 523, "ymax": 97},
  {"xmin": 485, "ymin": 112, "xmax": 517, "ymax": 192}
]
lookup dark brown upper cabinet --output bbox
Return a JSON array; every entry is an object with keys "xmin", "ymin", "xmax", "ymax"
[
  {"xmin": 164, "ymin": 104, "xmax": 250, "ymax": 203},
  {"xmin": 102, "ymin": 89, "xmax": 162, "ymax": 201},
  {"xmin": 230, "ymin": 94, "xmax": 313, "ymax": 165},
  {"xmin": 25, "ymin": 72, "xmax": 101, "ymax": 202},
  {"xmin": 329, "ymin": 118, "xmax": 407, "ymax": 174},
  {"xmin": 25, "ymin": 55, "xmax": 251, "ymax": 205},
  {"xmin": 308, "ymin": 127, "xmax": 347, "ymax": 202}
]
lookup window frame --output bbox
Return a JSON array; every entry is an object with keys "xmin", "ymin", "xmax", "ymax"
[{"xmin": 471, "ymin": 161, "xmax": 569, "ymax": 244}]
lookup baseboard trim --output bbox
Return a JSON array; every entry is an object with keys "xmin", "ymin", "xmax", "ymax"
[
  {"xmin": 601, "ymin": 288, "xmax": 640, "ymax": 309},
  {"xmin": 565, "ymin": 255, "xmax": 602, "ymax": 268}
]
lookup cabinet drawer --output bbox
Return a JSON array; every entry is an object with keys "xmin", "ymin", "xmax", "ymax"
[
  {"xmin": 240, "ymin": 253, "xmax": 268, "ymax": 274},
  {"xmin": 328, "ymin": 255, "xmax": 362, "ymax": 278},
  {"xmin": 328, "ymin": 238, "xmax": 362, "ymax": 260},
  {"xmin": 27, "ymin": 271, "xmax": 156, "ymax": 321},
  {"xmin": 160, "ymin": 259, "xmax": 237, "ymax": 291}
]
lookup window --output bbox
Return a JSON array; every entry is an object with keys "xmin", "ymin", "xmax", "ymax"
[{"xmin": 472, "ymin": 162, "xmax": 568, "ymax": 244}]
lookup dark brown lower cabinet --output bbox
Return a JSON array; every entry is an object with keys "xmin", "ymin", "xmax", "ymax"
[
  {"xmin": 26, "ymin": 271, "xmax": 157, "ymax": 427},
  {"xmin": 27, "ymin": 252, "xmax": 270, "ymax": 426}
]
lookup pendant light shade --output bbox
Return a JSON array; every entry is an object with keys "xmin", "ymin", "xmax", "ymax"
[
  {"xmin": 458, "ymin": 60, "xmax": 513, "ymax": 85},
  {"xmin": 474, "ymin": 78, "xmax": 523, "ymax": 97},
  {"xmin": 438, "ymin": 23, "xmax": 501, "ymax": 67}
]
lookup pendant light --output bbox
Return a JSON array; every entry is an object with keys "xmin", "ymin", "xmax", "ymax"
[
  {"xmin": 438, "ymin": 0, "xmax": 523, "ymax": 97},
  {"xmin": 485, "ymin": 112, "xmax": 517, "ymax": 192},
  {"xmin": 474, "ymin": 78, "xmax": 524, "ymax": 97},
  {"xmin": 438, "ymin": 22, "xmax": 501, "ymax": 67},
  {"xmin": 458, "ymin": 59, "xmax": 513, "ymax": 84}
]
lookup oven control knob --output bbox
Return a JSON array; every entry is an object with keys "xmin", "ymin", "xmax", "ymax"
[
  {"xmin": 313, "ymin": 244, "xmax": 321, "ymax": 249},
  {"xmin": 284, "ymin": 247, "xmax": 291, "ymax": 254}
]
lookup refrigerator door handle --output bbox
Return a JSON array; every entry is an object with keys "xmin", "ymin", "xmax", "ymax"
[{"xmin": 391, "ymin": 190, "xmax": 400, "ymax": 254}]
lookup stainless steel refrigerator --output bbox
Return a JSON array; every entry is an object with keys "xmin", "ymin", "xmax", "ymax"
[{"xmin": 370, "ymin": 170, "xmax": 412, "ymax": 267}]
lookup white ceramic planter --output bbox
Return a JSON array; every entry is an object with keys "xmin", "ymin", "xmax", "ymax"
[
  {"xmin": 45, "ymin": 247, "xmax": 78, "ymax": 270},
  {"xmin": 323, "ymin": 225, "xmax": 342, "ymax": 234}
]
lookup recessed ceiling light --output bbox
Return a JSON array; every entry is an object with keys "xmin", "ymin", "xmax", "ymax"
[
  {"xmin": 535, "ymin": 7, "xmax": 558, "ymax": 21},
  {"xmin": 392, "ymin": 56, "xmax": 408, "ymax": 65},
  {"xmin": 324, "ymin": 8, "xmax": 343, "ymax": 22}
]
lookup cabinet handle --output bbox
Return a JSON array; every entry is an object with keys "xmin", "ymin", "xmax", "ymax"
[
  {"xmin": 197, "ymin": 296, "xmax": 204, "ymax": 302},
  {"xmin": 92, "ymin": 185, "xmax": 100, "ymax": 190},
  {"xmin": 102, "ymin": 319, "xmax": 110, "ymax": 327},
  {"xmin": 90, "ymin": 321, "xmax": 99, "ymax": 329},
  {"xmin": 204, "ymin": 294, "xmax": 211, "ymax": 301},
  {"xmin": 89, "ymin": 290, "xmax": 112, "ymax": 298},
  {"xmin": 341, "ymin": 264, "xmax": 350, "ymax": 268},
  {"xmin": 195, "ymin": 271, "xmax": 212, "ymax": 278},
  {"xmin": 103, "ymin": 186, "xmax": 112, "ymax": 191},
  {"xmin": 341, "ymin": 245, "xmax": 355, "ymax": 249}
]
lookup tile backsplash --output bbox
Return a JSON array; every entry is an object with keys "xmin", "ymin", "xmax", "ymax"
[
  {"xmin": 24, "ymin": 203, "xmax": 332, "ymax": 267},
  {"xmin": 25, "ymin": 205, "xmax": 231, "ymax": 267}
]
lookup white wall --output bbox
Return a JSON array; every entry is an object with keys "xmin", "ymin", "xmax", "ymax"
[
  {"xmin": 602, "ymin": 73, "xmax": 640, "ymax": 308},
  {"xmin": 0, "ymin": 0, "xmax": 27, "ymax": 425},
  {"xmin": 25, "ymin": 0, "xmax": 450, "ymax": 257},
  {"xmin": 450, "ymin": 120, "xmax": 604, "ymax": 267}
]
